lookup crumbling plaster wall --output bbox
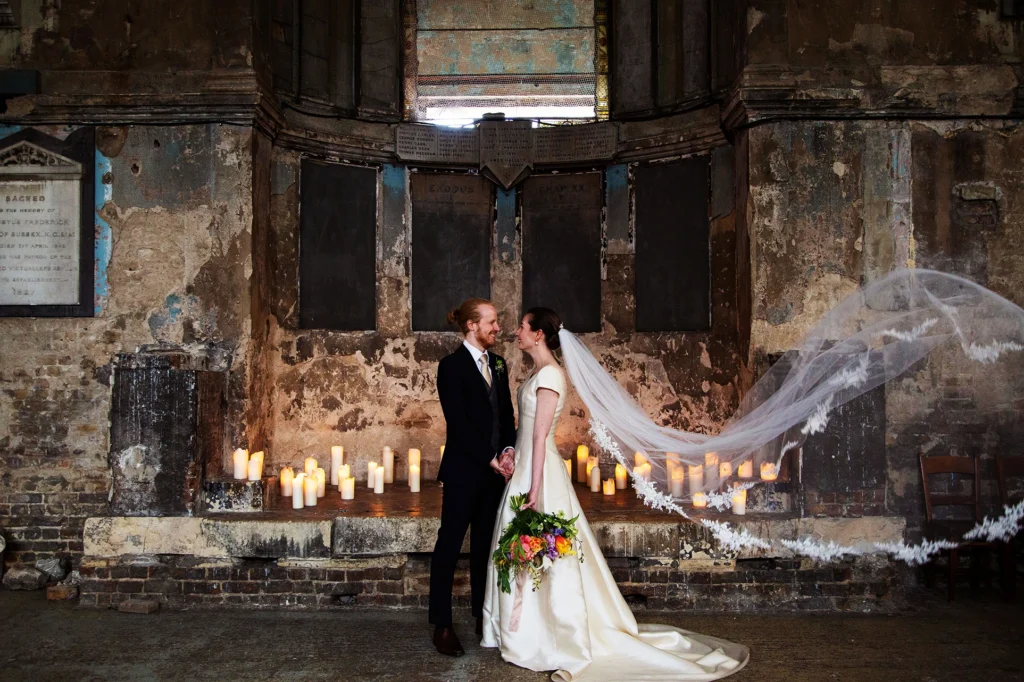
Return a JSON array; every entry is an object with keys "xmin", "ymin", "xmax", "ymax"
[{"xmin": 0, "ymin": 123, "xmax": 257, "ymax": 567}]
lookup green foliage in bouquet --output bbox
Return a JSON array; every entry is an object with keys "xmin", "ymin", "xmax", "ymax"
[{"xmin": 492, "ymin": 493, "xmax": 583, "ymax": 594}]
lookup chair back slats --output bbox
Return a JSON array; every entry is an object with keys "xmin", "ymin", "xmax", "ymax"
[
  {"xmin": 996, "ymin": 455, "xmax": 1024, "ymax": 505},
  {"xmin": 919, "ymin": 454, "xmax": 981, "ymax": 523}
]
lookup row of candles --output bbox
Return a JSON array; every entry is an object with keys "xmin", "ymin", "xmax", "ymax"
[{"xmin": 569, "ymin": 446, "xmax": 779, "ymax": 514}]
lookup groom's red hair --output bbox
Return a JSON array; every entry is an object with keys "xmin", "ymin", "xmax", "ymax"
[{"xmin": 447, "ymin": 298, "xmax": 493, "ymax": 334}]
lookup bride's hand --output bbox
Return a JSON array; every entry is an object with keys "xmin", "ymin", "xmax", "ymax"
[{"xmin": 521, "ymin": 488, "xmax": 539, "ymax": 511}]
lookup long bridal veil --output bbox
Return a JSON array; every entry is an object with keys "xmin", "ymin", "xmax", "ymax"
[{"xmin": 557, "ymin": 268, "xmax": 1024, "ymax": 562}]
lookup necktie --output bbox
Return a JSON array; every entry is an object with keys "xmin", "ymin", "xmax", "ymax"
[{"xmin": 479, "ymin": 355, "xmax": 492, "ymax": 387}]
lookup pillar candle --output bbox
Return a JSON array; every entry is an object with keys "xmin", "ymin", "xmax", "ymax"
[
  {"xmin": 731, "ymin": 489, "xmax": 747, "ymax": 516},
  {"xmin": 367, "ymin": 461, "xmax": 377, "ymax": 488},
  {"xmin": 704, "ymin": 463, "xmax": 719, "ymax": 490},
  {"xmin": 374, "ymin": 465, "xmax": 385, "ymax": 494},
  {"xmin": 719, "ymin": 461, "xmax": 733, "ymax": 481},
  {"xmin": 576, "ymin": 445, "xmax": 589, "ymax": 483},
  {"xmin": 634, "ymin": 452, "xmax": 647, "ymax": 468},
  {"xmin": 692, "ymin": 492, "xmax": 707, "ymax": 509},
  {"xmin": 760, "ymin": 462, "xmax": 778, "ymax": 481},
  {"xmin": 738, "ymin": 460, "xmax": 753, "ymax": 478},
  {"xmin": 315, "ymin": 467, "xmax": 326, "ymax": 497},
  {"xmin": 232, "ymin": 448, "xmax": 249, "ymax": 480},
  {"xmin": 586, "ymin": 456, "xmax": 598, "ymax": 478},
  {"xmin": 602, "ymin": 478, "xmax": 615, "ymax": 496},
  {"xmin": 615, "ymin": 463, "xmax": 628, "ymax": 489},
  {"xmin": 408, "ymin": 448, "xmax": 421, "ymax": 469},
  {"xmin": 670, "ymin": 467, "xmax": 685, "ymax": 497},
  {"xmin": 382, "ymin": 447, "xmax": 395, "ymax": 484},
  {"xmin": 341, "ymin": 477, "xmax": 355, "ymax": 500},
  {"xmin": 279, "ymin": 467, "xmax": 294, "ymax": 497},
  {"xmin": 303, "ymin": 474, "xmax": 318, "ymax": 506},
  {"xmin": 304, "ymin": 457, "xmax": 317, "ymax": 476},
  {"xmin": 704, "ymin": 452, "xmax": 719, "ymax": 467},
  {"xmin": 564, "ymin": 459, "xmax": 572, "ymax": 478},
  {"xmin": 337, "ymin": 464, "xmax": 350, "ymax": 490},
  {"xmin": 589, "ymin": 464, "xmax": 601, "ymax": 492},
  {"xmin": 247, "ymin": 455, "xmax": 262, "ymax": 481},
  {"xmin": 409, "ymin": 464, "xmax": 421, "ymax": 493},
  {"xmin": 330, "ymin": 446, "xmax": 344, "ymax": 486},
  {"xmin": 688, "ymin": 465, "xmax": 704, "ymax": 494},
  {"xmin": 666, "ymin": 452, "xmax": 680, "ymax": 480},
  {"xmin": 292, "ymin": 473, "xmax": 305, "ymax": 509}
]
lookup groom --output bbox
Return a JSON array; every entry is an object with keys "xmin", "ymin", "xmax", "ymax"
[{"xmin": 430, "ymin": 298, "xmax": 516, "ymax": 656}]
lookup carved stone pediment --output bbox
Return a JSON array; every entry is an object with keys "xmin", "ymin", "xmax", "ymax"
[{"xmin": 0, "ymin": 141, "xmax": 83, "ymax": 178}]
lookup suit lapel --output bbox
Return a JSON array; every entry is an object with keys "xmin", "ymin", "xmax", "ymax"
[{"xmin": 458, "ymin": 344, "xmax": 492, "ymax": 398}]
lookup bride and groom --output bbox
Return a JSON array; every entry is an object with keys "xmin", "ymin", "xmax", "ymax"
[{"xmin": 429, "ymin": 298, "xmax": 749, "ymax": 681}]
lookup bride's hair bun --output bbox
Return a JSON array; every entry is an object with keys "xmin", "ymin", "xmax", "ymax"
[{"xmin": 525, "ymin": 307, "xmax": 562, "ymax": 350}]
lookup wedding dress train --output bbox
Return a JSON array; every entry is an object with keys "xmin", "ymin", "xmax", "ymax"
[{"xmin": 481, "ymin": 365, "xmax": 749, "ymax": 681}]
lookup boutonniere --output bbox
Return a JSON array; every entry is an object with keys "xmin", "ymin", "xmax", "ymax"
[{"xmin": 494, "ymin": 358, "xmax": 505, "ymax": 376}]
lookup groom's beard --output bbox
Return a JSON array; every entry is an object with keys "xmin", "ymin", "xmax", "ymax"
[{"xmin": 472, "ymin": 330, "xmax": 497, "ymax": 350}]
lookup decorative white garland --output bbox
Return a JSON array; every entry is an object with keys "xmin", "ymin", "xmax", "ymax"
[
  {"xmin": 963, "ymin": 500, "xmax": 1024, "ymax": 543},
  {"xmin": 879, "ymin": 317, "xmax": 939, "ymax": 343},
  {"xmin": 963, "ymin": 340, "xmax": 1024, "ymax": 364},
  {"xmin": 800, "ymin": 395, "xmax": 834, "ymax": 436},
  {"xmin": 779, "ymin": 538, "xmax": 865, "ymax": 563}
]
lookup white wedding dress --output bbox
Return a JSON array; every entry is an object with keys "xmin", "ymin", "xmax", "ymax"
[{"xmin": 481, "ymin": 364, "xmax": 749, "ymax": 681}]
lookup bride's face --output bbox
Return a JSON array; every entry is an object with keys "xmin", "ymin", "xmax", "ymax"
[{"xmin": 514, "ymin": 315, "xmax": 542, "ymax": 351}]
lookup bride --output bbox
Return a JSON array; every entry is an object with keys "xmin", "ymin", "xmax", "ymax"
[{"xmin": 481, "ymin": 307, "xmax": 749, "ymax": 681}]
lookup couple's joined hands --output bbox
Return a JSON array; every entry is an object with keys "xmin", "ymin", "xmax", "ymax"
[{"xmin": 490, "ymin": 447, "xmax": 515, "ymax": 481}]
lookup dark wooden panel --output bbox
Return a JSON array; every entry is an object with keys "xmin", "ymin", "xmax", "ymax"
[
  {"xmin": 359, "ymin": 0, "xmax": 401, "ymax": 117},
  {"xmin": 410, "ymin": 174, "xmax": 492, "ymax": 332},
  {"xmin": 634, "ymin": 157, "xmax": 710, "ymax": 331},
  {"xmin": 611, "ymin": 0, "xmax": 654, "ymax": 117},
  {"xmin": 682, "ymin": 0, "xmax": 709, "ymax": 96},
  {"xmin": 802, "ymin": 383, "xmax": 887, "ymax": 494},
  {"xmin": 299, "ymin": 160, "xmax": 377, "ymax": 330},
  {"xmin": 656, "ymin": 0, "xmax": 684, "ymax": 108},
  {"xmin": 522, "ymin": 173, "xmax": 602, "ymax": 333}
]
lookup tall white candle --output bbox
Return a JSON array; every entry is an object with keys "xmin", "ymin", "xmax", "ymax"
[
  {"xmin": 315, "ymin": 467, "xmax": 326, "ymax": 498},
  {"xmin": 409, "ymin": 464, "xmax": 421, "ymax": 493},
  {"xmin": 330, "ymin": 446, "xmax": 344, "ymax": 486},
  {"xmin": 586, "ymin": 456, "xmax": 598, "ymax": 478},
  {"xmin": 303, "ymin": 474, "xmax": 318, "ymax": 506},
  {"xmin": 615, "ymin": 463, "xmax": 628, "ymax": 489},
  {"xmin": 304, "ymin": 457, "xmax": 318, "ymax": 476},
  {"xmin": 374, "ymin": 465, "xmax": 385, "ymax": 494},
  {"xmin": 232, "ymin": 448, "xmax": 249, "ymax": 480},
  {"xmin": 247, "ymin": 456, "xmax": 261, "ymax": 482},
  {"xmin": 341, "ymin": 477, "xmax": 355, "ymax": 500},
  {"xmin": 576, "ymin": 445, "xmax": 589, "ymax": 483},
  {"xmin": 383, "ymin": 447, "xmax": 395, "ymax": 484},
  {"xmin": 704, "ymin": 463, "xmax": 719, "ymax": 490},
  {"xmin": 589, "ymin": 464, "xmax": 601, "ymax": 492},
  {"xmin": 279, "ymin": 466, "xmax": 294, "ymax": 497},
  {"xmin": 719, "ymin": 461, "xmax": 733, "ymax": 481},
  {"xmin": 688, "ymin": 464, "xmax": 704, "ymax": 495},
  {"xmin": 407, "ymin": 449, "xmax": 421, "ymax": 485},
  {"xmin": 666, "ymin": 452, "xmax": 680, "ymax": 481},
  {"xmin": 670, "ymin": 467, "xmax": 685, "ymax": 497},
  {"xmin": 337, "ymin": 464, "xmax": 350, "ymax": 490},
  {"xmin": 292, "ymin": 473, "xmax": 305, "ymax": 509},
  {"xmin": 367, "ymin": 461, "xmax": 377, "ymax": 489}
]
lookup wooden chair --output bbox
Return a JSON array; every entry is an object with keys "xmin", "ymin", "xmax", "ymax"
[
  {"xmin": 919, "ymin": 454, "xmax": 995, "ymax": 601},
  {"xmin": 995, "ymin": 455, "xmax": 1024, "ymax": 598}
]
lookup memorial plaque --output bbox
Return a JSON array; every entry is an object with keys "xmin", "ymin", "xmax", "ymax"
[
  {"xmin": 0, "ymin": 128, "xmax": 94, "ymax": 318},
  {"xmin": 396, "ymin": 125, "xmax": 479, "ymax": 164},
  {"xmin": 411, "ymin": 174, "xmax": 492, "ymax": 331},
  {"xmin": 479, "ymin": 121, "xmax": 534, "ymax": 189},
  {"xmin": 436, "ymin": 128, "xmax": 478, "ymax": 164},
  {"xmin": 534, "ymin": 123, "xmax": 617, "ymax": 164},
  {"xmin": 522, "ymin": 173, "xmax": 602, "ymax": 333},
  {"xmin": 396, "ymin": 125, "xmax": 438, "ymax": 162}
]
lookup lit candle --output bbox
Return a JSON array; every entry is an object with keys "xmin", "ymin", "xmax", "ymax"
[
  {"xmin": 589, "ymin": 464, "xmax": 601, "ymax": 492},
  {"xmin": 341, "ymin": 476, "xmax": 355, "ymax": 500},
  {"xmin": 693, "ymin": 492, "xmax": 707, "ymax": 509},
  {"xmin": 303, "ymin": 474, "xmax": 318, "ymax": 506},
  {"xmin": 279, "ymin": 466, "xmax": 294, "ymax": 497},
  {"xmin": 704, "ymin": 452, "xmax": 719, "ymax": 467},
  {"xmin": 615, "ymin": 464, "xmax": 627, "ymax": 489},
  {"xmin": 383, "ymin": 447, "xmax": 395, "ymax": 484},
  {"xmin": 704, "ymin": 452, "xmax": 720, "ymax": 488},
  {"xmin": 688, "ymin": 465, "xmax": 704, "ymax": 494},
  {"xmin": 330, "ymin": 446, "xmax": 344, "ymax": 486},
  {"xmin": 304, "ymin": 457, "xmax": 318, "ymax": 476},
  {"xmin": 374, "ymin": 465, "xmax": 385, "ymax": 494},
  {"xmin": 292, "ymin": 473, "xmax": 305, "ymax": 509},
  {"xmin": 409, "ymin": 464, "xmax": 421, "ymax": 493},
  {"xmin": 731, "ymin": 488, "xmax": 747, "ymax": 515},
  {"xmin": 586, "ymin": 456, "xmax": 598, "ymax": 478},
  {"xmin": 738, "ymin": 460, "xmax": 753, "ymax": 478},
  {"xmin": 635, "ymin": 452, "xmax": 647, "ymax": 468},
  {"xmin": 719, "ymin": 461, "xmax": 733, "ymax": 480},
  {"xmin": 666, "ymin": 452, "xmax": 680, "ymax": 481},
  {"xmin": 232, "ymin": 448, "xmax": 249, "ymax": 480},
  {"xmin": 602, "ymin": 478, "xmax": 615, "ymax": 496},
  {"xmin": 576, "ymin": 445, "xmax": 589, "ymax": 483},
  {"xmin": 247, "ymin": 451, "xmax": 264, "ymax": 481},
  {"xmin": 367, "ymin": 461, "xmax": 377, "ymax": 489},
  {"xmin": 315, "ymin": 467, "xmax": 326, "ymax": 497},
  {"xmin": 407, "ymin": 449, "xmax": 420, "ymax": 486},
  {"xmin": 564, "ymin": 459, "xmax": 573, "ymax": 478},
  {"xmin": 638, "ymin": 463, "xmax": 652, "ymax": 481},
  {"xmin": 670, "ymin": 467, "xmax": 685, "ymax": 497},
  {"xmin": 760, "ymin": 462, "xmax": 778, "ymax": 481},
  {"xmin": 337, "ymin": 464, "xmax": 350, "ymax": 490}
]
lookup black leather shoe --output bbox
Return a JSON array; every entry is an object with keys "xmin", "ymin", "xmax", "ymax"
[
  {"xmin": 433, "ymin": 625, "xmax": 465, "ymax": 657},
  {"xmin": 475, "ymin": 616, "xmax": 483, "ymax": 636}
]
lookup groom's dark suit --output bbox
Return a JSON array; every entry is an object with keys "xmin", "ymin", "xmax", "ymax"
[{"xmin": 429, "ymin": 343, "xmax": 516, "ymax": 627}]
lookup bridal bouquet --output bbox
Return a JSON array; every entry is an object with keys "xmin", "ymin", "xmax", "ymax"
[{"xmin": 493, "ymin": 494, "xmax": 582, "ymax": 594}]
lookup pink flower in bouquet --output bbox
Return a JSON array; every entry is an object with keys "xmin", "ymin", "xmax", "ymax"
[{"xmin": 519, "ymin": 535, "xmax": 536, "ymax": 560}]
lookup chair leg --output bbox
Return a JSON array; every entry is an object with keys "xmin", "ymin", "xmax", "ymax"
[
  {"xmin": 969, "ymin": 546, "xmax": 981, "ymax": 591},
  {"xmin": 1002, "ymin": 544, "xmax": 1016, "ymax": 600},
  {"xmin": 948, "ymin": 548, "xmax": 958, "ymax": 602}
]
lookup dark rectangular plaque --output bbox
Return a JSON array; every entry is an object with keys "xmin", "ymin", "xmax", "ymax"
[
  {"xmin": 635, "ymin": 157, "xmax": 710, "ymax": 331},
  {"xmin": 802, "ymin": 383, "xmax": 887, "ymax": 494},
  {"xmin": 411, "ymin": 174, "xmax": 492, "ymax": 331},
  {"xmin": 612, "ymin": 0, "xmax": 654, "ymax": 117},
  {"xmin": 522, "ymin": 173, "xmax": 602, "ymax": 333},
  {"xmin": 299, "ymin": 160, "xmax": 377, "ymax": 330}
]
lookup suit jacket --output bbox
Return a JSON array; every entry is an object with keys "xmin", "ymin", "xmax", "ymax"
[{"xmin": 436, "ymin": 344, "xmax": 516, "ymax": 485}]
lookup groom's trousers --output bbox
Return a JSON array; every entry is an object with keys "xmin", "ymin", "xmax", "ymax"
[{"xmin": 428, "ymin": 473, "xmax": 505, "ymax": 626}]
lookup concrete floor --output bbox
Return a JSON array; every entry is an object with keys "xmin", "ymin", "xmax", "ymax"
[{"xmin": 1, "ymin": 590, "xmax": 1021, "ymax": 682}]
